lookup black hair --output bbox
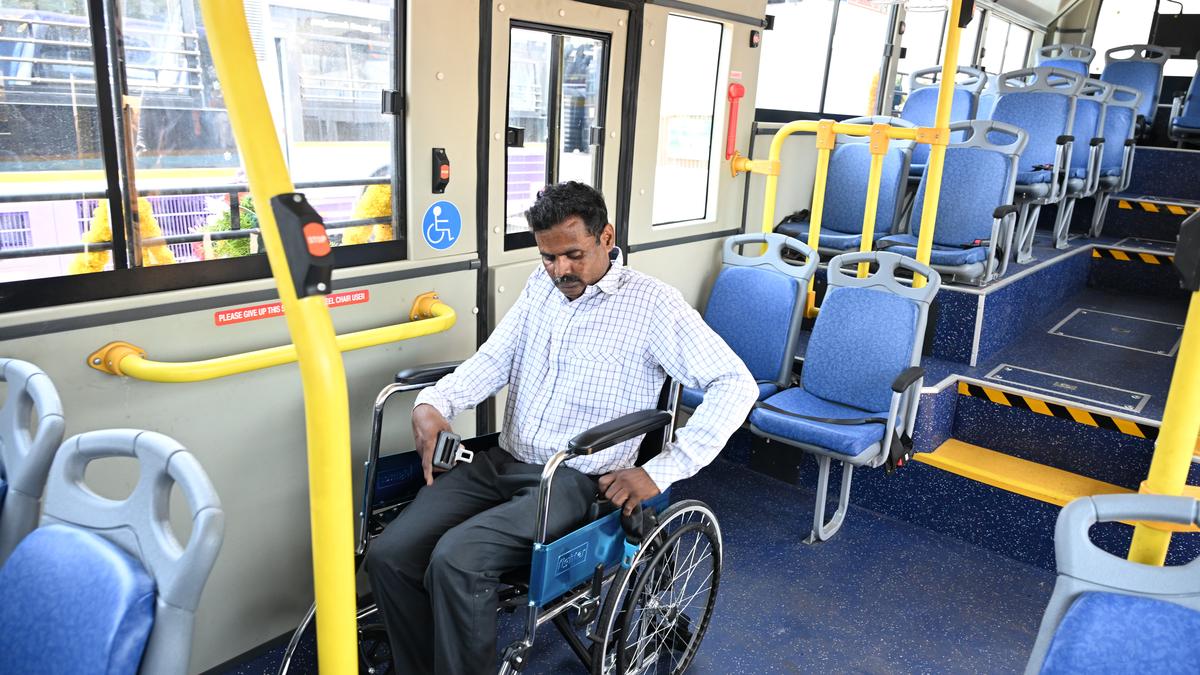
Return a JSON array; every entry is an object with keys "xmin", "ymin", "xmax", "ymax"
[{"xmin": 525, "ymin": 181, "xmax": 608, "ymax": 240}]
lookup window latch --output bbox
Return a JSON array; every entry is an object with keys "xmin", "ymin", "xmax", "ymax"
[
  {"xmin": 589, "ymin": 126, "xmax": 604, "ymax": 147},
  {"xmin": 506, "ymin": 126, "xmax": 525, "ymax": 148},
  {"xmin": 381, "ymin": 90, "xmax": 404, "ymax": 116}
]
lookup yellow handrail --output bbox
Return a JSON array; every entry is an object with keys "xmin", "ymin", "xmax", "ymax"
[
  {"xmin": 198, "ymin": 0, "xmax": 358, "ymax": 669},
  {"xmin": 87, "ymin": 293, "xmax": 455, "ymax": 383},
  {"xmin": 1128, "ymin": 293, "xmax": 1200, "ymax": 565},
  {"xmin": 856, "ymin": 124, "xmax": 890, "ymax": 278}
]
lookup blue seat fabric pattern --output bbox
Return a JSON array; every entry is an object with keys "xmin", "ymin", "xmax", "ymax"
[
  {"xmin": 683, "ymin": 382, "xmax": 778, "ymax": 410},
  {"xmin": 703, "ymin": 266, "xmax": 799, "ymax": 381},
  {"xmin": 775, "ymin": 221, "xmax": 871, "ymax": 251},
  {"xmin": 912, "ymin": 146, "xmax": 1010, "ymax": 247},
  {"xmin": 992, "ymin": 94, "xmax": 1071, "ymax": 185},
  {"xmin": 0, "ymin": 524, "xmax": 155, "ymax": 675},
  {"xmin": 1173, "ymin": 114, "xmax": 1200, "ymax": 131},
  {"xmin": 749, "ymin": 387, "xmax": 886, "ymax": 457},
  {"xmin": 1041, "ymin": 592, "xmax": 1200, "ymax": 675},
  {"xmin": 1102, "ymin": 61, "xmax": 1161, "ymax": 121},
  {"xmin": 1100, "ymin": 106, "xmax": 1135, "ymax": 174},
  {"xmin": 1039, "ymin": 58, "xmax": 1089, "ymax": 75},
  {"xmin": 801, "ymin": 286, "xmax": 917, "ymax": 413},
  {"xmin": 877, "ymin": 234, "xmax": 987, "ymax": 266},
  {"xmin": 901, "ymin": 87, "xmax": 975, "ymax": 171},
  {"xmin": 808, "ymin": 143, "xmax": 906, "ymax": 239},
  {"xmin": 1068, "ymin": 99, "xmax": 1102, "ymax": 174}
]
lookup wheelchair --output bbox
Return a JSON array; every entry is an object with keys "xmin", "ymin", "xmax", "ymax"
[{"xmin": 278, "ymin": 363, "xmax": 724, "ymax": 675}]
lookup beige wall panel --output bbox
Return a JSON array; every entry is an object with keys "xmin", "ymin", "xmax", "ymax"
[
  {"xmin": 0, "ymin": 266, "xmax": 480, "ymax": 673},
  {"xmin": 406, "ymin": 0, "xmax": 480, "ymax": 263},
  {"xmin": 627, "ymin": 237, "xmax": 723, "ymax": 312}
]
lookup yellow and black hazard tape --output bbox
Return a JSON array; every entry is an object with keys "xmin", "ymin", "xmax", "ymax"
[
  {"xmin": 1116, "ymin": 199, "xmax": 1198, "ymax": 216},
  {"xmin": 956, "ymin": 381, "xmax": 1158, "ymax": 441},
  {"xmin": 1092, "ymin": 247, "xmax": 1175, "ymax": 265}
]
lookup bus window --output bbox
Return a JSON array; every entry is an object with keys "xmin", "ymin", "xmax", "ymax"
[
  {"xmin": 757, "ymin": 0, "xmax": 836, "ymax": 114},
  {"xmin": 823, "ymin": 0, "xmax": 890, "ymax": 115},
  {"xmin": 504, "ymin": 24, "xmax": 609, "ymax": 248},
  {"xmin": 651, "ymin": 13, "xmax": 722, "ymax": 226},
  {"xmin": 1091, "ymin": 0, "xmax": 1155, "ymax": 75}
]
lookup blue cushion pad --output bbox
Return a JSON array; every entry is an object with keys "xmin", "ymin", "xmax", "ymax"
[
  {"xmin": 750, "ymin": 387, "xmax": 887, "ymax": 457},
  {"xmin": 1016, "ymin": 171, "xmax": 1054, "ymax": 185},
  {"xmin": 1041, "ymin": 592, "xmax": 1200, "ymax": 675},
  {"xmin": 878, "ymin": 234, "xmax": 987, "ymax": 266},
  {"xmin": 1171, "ymin": 115, "xmax": 1200, "ymax": 130},
  {"xmin": 683, "ymin": 382, "xmax": 778, "ymax": 410},
  {"xmin": 775, "ymin": 221, "xmax": 876, "ymax": 251},
  {"xmin": 705, "ymin": 266, "xmax": 800, "ymax": 383},
  {"xmin": 0, "ymin": 524, "xmax": 156, "ymax": 674}
]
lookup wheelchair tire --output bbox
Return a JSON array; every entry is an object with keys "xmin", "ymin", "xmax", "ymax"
[
  {"xmin": 591, "ymin": 500, "xmax": 722, "ymax": 675},
  {"xmin": 357, "ymin": 622, "xmax": 393, "ymax": 675}
]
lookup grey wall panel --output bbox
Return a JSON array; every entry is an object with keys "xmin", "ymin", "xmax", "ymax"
[
  {"xmin": 0, "ymin": 267, "xmax": 480, "ymax": 673},
  {"xmin": 628, "ymin": 236, "xmax": 723, "ymax": 311}
]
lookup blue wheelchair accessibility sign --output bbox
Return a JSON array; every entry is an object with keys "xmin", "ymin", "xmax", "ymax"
[{"xmin": 422, "ymin": 200, "xmax": 462, "ymax": 251}]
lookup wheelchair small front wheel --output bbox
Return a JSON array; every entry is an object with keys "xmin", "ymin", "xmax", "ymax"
[{"xmin": 592, "ymin": 500, "xmax": 722, "ymax": 675}]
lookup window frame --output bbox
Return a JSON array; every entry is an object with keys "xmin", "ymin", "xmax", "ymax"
[{"xmin": 0, "ymin": 0, "xmax": 408, "ymax": 314}]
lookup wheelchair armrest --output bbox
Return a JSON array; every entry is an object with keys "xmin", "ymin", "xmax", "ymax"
[
  {"xmin": 568, "ymin": 410, "xmax": 673, "ymax": 456},
  {"xmin": 891, "ymin": 366, "xmax": 925, "ymax": 394},
  {"xmin": 395, "ymin": 361, "xmax": 463, "ymax": 386}
]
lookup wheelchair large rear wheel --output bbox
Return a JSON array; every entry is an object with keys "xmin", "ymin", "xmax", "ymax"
[{"xmin": 592, "ymin": 500, "xmax": 722, "ymax": 675}]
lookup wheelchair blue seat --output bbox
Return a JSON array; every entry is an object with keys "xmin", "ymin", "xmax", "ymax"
[
  {"xmin": 750, "ymin": 388, "xmax": 886, "ymax": 457},
  {"xmin": 0, "ymin": 524, "xmax": 156, "ymax": 673},
  {"xmin": 1040, "ymin": 592, "xmax": 1200, "ymax": 674}
]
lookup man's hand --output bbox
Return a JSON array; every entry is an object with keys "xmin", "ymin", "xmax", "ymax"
[
  {"xmin": 412, "ymin": 403, "xmax": 453, "ymax": 485},
  {"xmin": 598, "ymin": 468, "xmax": 661, "ymax": 516}
]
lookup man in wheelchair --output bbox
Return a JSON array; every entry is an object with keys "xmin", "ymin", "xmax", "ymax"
[{"xmin": 365, "ymin": 182, "xmax": 758, "ymax": 674}]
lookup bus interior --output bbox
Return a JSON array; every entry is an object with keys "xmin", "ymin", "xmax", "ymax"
[{"xmin": 1, "ymin": 0, "xmax": 1199, "ymax": 673}]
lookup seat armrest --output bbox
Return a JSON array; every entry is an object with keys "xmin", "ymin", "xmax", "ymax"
[
  {"xmin": 1056, "ymin": 134, "xmax": 1074, "ymax": 145},
  {"xmin": 568, "ymin": 410, "xmax": 673, "ymax": 456},
  {"xmin": 395, "ymin": 361, "xmax": 463, "ymax": 386},
  {"xmin": 993, "ymin": 204, "xmax": 1019, "ymax": 219},
  {"xmin": 891, "ymin": 366, "xmax": 925, "ymax": 393},
  {"xmin": 1090, "ymin": 137, "xmax": 1104, "ymax": 146}
]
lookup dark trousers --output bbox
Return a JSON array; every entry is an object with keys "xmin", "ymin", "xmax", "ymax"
[{"xmin": 365, "ymin": 447, "xmax": 598, "ymax": 674}]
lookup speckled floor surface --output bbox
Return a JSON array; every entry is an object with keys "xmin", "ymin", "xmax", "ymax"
[{"xmin": 219, "ymin": 459, "xmax": 1054, "ymax": 674}]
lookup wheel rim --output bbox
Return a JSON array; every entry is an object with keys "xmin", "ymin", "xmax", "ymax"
[
  {"xmin": 357, "ymin": 623, "xmax": 393, "ymax": 675},
  {"xmin": 598, "ymin": 502, "xmax": 721, "ymax": 675}
]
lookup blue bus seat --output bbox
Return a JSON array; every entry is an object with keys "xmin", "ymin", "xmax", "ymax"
[
  {"xmin": 681, "ymin": 233, "xmax": 817, "ymax": 410},
  {"xmin": 1051, "ymin": 80, "xmax": 1115, "ymax": 249},
  {"xmin": 1101, "ymin": 44, "xmax": 1169, "ymax": 130},
  {"xmin": 1037, "ymin": 43, "xmax": 1095, "ymax": 76},
  {"xmin": 0, "ymin": 429, "xmax": 225, "ymax": 675},
  {"xmin": 748, "ymin": 252, "xmax": 939, "ymax": 543},
  {"xmin": 1169, "ymin": 51, "xmax": 1200, "ymax": 144},
  {"xmin": 1088, "ymin": 85, "xmax": 1142, "ymax": 238},
  {"xmin": 988, "ymin": 66, "xmax": 1084, "ymax": 263},
  {"xmin": 1026, "ymin": 494, "xmax": 1200, "ymax": 674},
  {"xmin": 879, "ymin": 120, "xmax": 1026, "ymax": 286},
  {"xmin": 776, "ymin": 116, "xmax": 915, "ymax": 256},
  {"xmin": 900, "ymin": 66, "xmax": 985, "ymax": 177},
  {"xmin": 0, "ymin": 358, "xmax": 64, "ymax": 566}
]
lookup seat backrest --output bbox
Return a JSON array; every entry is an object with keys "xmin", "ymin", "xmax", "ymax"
[
  {"xmin": 1068, "ymin": 80, "xmax": 1113, "ymax": 173},
  {"xmin": 901, "ymin": 66, "xmax": 985, "ymax": 167},
  {"xmin": 0, "ymin": 358, "xmax": 64, "ymax": 566},
  {"xmin": 1038, "ymin": 43, "xmax": 1096, "ymax": 75},
  {"xmin": 1101, "ymin": 44, "xmax": 1170, "ymax": 122},
  {"xmin": 820, "ymin": 116, "xmax": 915, "ymax": 237},
  {"xmin": 910, "ymin": 120, "xmax": 1026, "ymax": 246},
  {"xmin": 1099, "ymin": 85, "xmax": 1141, "ymax": 174},
  {"xmin": 991, "ymin": 67, "xmax": 1084, "ymax": 173},
  {"xmin": 1182, "ymin": 51, "xmax": 1200, "ymax": 119},
  {"xmin": 708, "ymin": 233, "xmax": 817, "ymax": 388},
  {"xmin": 13, "ymin": 429, "xmax": 224, "ymax": 675},
  {"xmin": 801, "ymin": 252, "xmax": 940, "ymax": 413}
]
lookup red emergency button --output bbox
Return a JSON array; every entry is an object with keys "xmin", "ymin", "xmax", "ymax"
[
  {"xmin": 303, "ymin": 222, "xmax": 331, "ymax": 257},
  {"xmin": 440, "ymin": 164, "xmax": 450, "ymax": 180}
]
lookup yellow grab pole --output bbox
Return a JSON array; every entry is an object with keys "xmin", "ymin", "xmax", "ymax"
[
  {"xmin": 198, "ymin": 0, "xmax": 357, "ymax": 671},
  {"xmin": 1129, "ymin": 293, "xmax": 1200, "ymax": 565},
  {"xmin": 803, "ymin": 120, "xmax": 837, "ymax": 316},
  {"xmin": 856, "ymin": 124, "xmax": 890, "ymax": 277},
  {"xmin": 911, "ymin": 0, "xmax": 965, "ymax": 288}
]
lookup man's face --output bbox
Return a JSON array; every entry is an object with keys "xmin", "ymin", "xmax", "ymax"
[{"xmin": 534, "ymin": 216, "xmax": 615, "ymax": 301}]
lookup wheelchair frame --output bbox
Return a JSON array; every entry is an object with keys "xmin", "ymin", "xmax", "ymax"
[{"xmin": 278, "ymin": 367, "xmax": 724, "ymax": 675}]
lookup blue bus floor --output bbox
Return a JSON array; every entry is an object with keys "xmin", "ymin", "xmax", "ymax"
[
  {"xmin": 507, "ymin": 461, "xmax": 1054, "ymax": 675},
  {"xmin": 958, "ymin": 286, "xmax": 1186, "ymax": 420}
]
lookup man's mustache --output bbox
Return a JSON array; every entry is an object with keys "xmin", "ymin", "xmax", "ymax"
[{"xmin": 554, "ymin": 275, "xmax": 583, "ymax": 286}]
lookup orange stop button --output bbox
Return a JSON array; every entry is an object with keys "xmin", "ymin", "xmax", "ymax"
[{"xmin": 303, "ymin": 222, "xmax": 331, "ymax": 257}]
